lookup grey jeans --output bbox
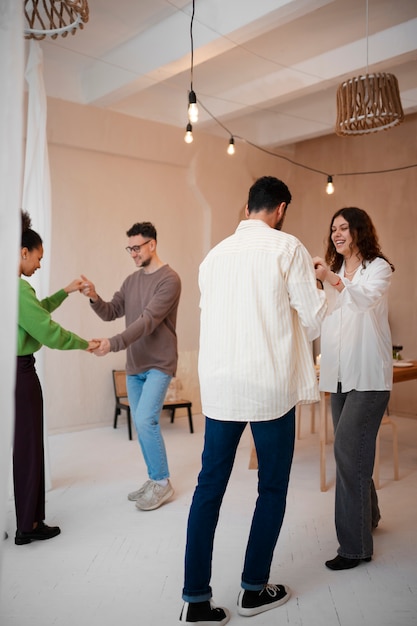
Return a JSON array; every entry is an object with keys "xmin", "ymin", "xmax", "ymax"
[{"xmin": 330, "ymin": 386, "xmax": 390, "ymax": 559}]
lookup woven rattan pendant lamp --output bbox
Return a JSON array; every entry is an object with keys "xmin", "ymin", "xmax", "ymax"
[
  {"xmin": 24, "ymin": 0, "xmax": 89, "ymax": 40},
  {"xmin": 335, "ymin": 0, "xmax": 404, "ymax": 136}
]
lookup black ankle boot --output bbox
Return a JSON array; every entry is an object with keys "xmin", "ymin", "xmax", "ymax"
[{"xmin": 325, "ymin": 554, "xmax": 371, "ymax": 570}]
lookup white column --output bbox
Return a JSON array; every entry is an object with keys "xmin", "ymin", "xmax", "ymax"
[{"xmin": 0, "ymin": 0, "xmax": 24, "ymax": 574}]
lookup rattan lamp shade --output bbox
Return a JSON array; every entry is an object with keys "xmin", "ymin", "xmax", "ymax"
[
  {"xmin": 335, "ymin": 72, "xmax": 404, "ymax": 136},
  {"xmin": 24, "ymin": 0, "xmax": 89, "ymax": 40}
]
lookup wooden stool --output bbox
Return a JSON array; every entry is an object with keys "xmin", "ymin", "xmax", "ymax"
[{"xmin": 373, "ymin": 414, "xmax": 399, "ymax": 489}]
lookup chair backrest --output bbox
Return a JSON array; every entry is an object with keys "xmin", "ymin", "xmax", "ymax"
[{"xmin": 112, "ymin": 369, "xmax": 128, "ymax": 400}]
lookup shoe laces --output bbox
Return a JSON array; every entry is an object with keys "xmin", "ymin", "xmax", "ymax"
[
  {"xmin": 262, "ymin": 584, "xmax": 280, "ymax": 598},
  {"xmin": 209, "ymin": 601, "xmax": 223, "ymax": 614}
]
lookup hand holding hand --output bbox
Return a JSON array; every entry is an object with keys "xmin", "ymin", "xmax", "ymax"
[
  {"xmin": 313, "ymin": 256, "xmax": 343, "ymax": 289},
  {"xmin": 80, "ymin": 274, "xmax": 98, "ymax": 302},
  {"xmin": 64, "ymin": 278, "xmax": 85, "ymax": 294},
  {"xmin": 312, "ymin": 256, "xmax": 328, "ymax": 282},
  {"xmin": 91, "ymin": 338, "xmax": 111, "ymax": 357},
  {"xmin": 86, "ymin": 340, "xmax": 101, "ymax": 352}
]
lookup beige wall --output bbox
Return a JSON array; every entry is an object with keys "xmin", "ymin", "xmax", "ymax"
[{"xmin": 41, "ymin": 98, "xmax": 417, "ymax": 432}]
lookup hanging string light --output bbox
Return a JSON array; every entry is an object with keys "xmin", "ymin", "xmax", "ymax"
[
  {"xmin": 326, "ymin": 175, "xmax": 335, "ymax": 194},
  {"xmin": 182, "ymin": 8, "xmax": 415, "ymax": 187},
  {"xmin": 184, "ymin": 123, "xmax": 193, "ymax": 144},
  {"xmin": 187, "ymin": 0, "xmax": 199, "ymax": 124},
  {"xmin": 188, "ymin": 90, "xmax": 198, "ymax": 124},
  {"xmin": 227, "ymin": 137, "xmax": 235, "ymax": 155}
]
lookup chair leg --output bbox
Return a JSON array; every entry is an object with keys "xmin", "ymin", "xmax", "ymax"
[
  {"xmin": 296, "ymin": 404, "xmax": 302, "ymax": 439},
  {"xmin": 374, "ymin": 416, "xmax": 399, "ymax": 488},
  {"xmin": 391, "ymin": 419, "xmax": 399, "ymax": 480},
  {"xmin": 324, "ymin": 394, "xmax": 330, "ymax": 444},
  {"xmin": 114, "ymin": 408, "xmax": 120, "ymax": 429},
  {"xmin": 374, "ymin": 431, "xmax": 380, "ymax": 490},
  {"xmin": 319, "ymin": 391, "xmax": 327, "ymax": 492},
  {"xmin": 379, "ymin": 414, "xmax": 398, "ymax": 481},
  {"xmin": 127, "ymin": 408, "xmax": 132, "ymax": 441},
  {"xmin": 310, "ymin": 402, "xmax": 316, "ymax": 433},
  {"xmin": 296, "ymin": 403, "xmax": 319, "ymax": 440},
  {"xmin": 187, "ymin": 406, "xmax": 194, "ymax": 433},
  {"xmin": 170, "ymin": 409, "xmax": 175, "ymax": 423}
]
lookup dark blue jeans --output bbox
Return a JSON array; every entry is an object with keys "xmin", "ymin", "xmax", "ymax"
[
  {"xmin": 331, "ymin": 387, "xmax": 390, "ymax": 559},
  {"xmin": 182, "ymin": 409, "xmax": 295, "ymax": 602}
]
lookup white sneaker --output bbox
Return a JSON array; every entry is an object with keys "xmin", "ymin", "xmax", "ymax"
[
  {"xmin": 127, "ymin": 480, "xmax": 153, "ymax": 501},
  {"xmin": 135, "ymin": 480, "xmax": 174, "ymax": 511}
]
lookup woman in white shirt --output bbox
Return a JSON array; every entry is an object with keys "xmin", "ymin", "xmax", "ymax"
[{"xmin": 314, "ymin": 207, "xmax": 394, "ymax": 571}]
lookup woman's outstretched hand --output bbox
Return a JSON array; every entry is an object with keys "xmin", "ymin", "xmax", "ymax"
[
  {"xmin": 64, "ymin": 278, "xmax": 85, "ymax": 294},
  {"xmin": 79, "ymin": 274, "xmax": 98, "ymax": 302},
  {"xmin": 89, "ymin": 338, "xmax": 110, "ymax": 357},
  {"xmin": 86, "ymin": 340, "xmax": 101, "ymax": 352}
]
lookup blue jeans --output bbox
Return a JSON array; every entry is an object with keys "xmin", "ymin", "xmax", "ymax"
[
  {"xmin": 331, "ymin": 387, "xmax": 390, "ymax": 559},
  {"xmin": 126, "ymin": 369, "xmax": 172, "ymax": 481},
  {"xmin": 182, "ymin": 409, "xmax": 295, "ymax": 602}
]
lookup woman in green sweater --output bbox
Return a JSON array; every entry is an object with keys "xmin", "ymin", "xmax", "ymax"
[{"xmin": 14, "ymin": 211, "xmax": 97, "ymax": 546}]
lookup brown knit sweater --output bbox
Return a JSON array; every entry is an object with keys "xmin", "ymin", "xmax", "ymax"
[{"xmin": 90, "ymin": 264, "xmax": 181, "ymax": 376}]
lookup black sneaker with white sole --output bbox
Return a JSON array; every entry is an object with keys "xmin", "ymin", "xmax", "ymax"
[
  {"xmin": 237, "ymin": 583, "xmax": 291, "ymax": 616},
  {"xmin": 179, "ymin": 600, "xmax": 230, "ymax": 624}
]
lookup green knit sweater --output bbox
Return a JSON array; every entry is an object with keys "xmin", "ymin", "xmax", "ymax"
[{"xmin": 17, "ymin": 278, "xmax": 88, "ymax": 356}]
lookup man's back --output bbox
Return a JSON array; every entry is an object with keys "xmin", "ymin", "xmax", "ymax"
[{"xmin": 198, "ymin": 219, "xmax": 326, "ymax": 421}]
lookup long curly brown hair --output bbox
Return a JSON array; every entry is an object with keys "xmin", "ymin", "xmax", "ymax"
[{"xmin": 324, "ymin": 207, "xmax": 394, "ymax": 273}]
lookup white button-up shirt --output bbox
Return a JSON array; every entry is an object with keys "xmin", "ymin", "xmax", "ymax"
[
  {"xmin": 319, "ymin": 257, "xmax": 393, "ymax": 393},
  {"xmin": 198, "ymin": 219, "xmax": 327, "ymax": 421}
]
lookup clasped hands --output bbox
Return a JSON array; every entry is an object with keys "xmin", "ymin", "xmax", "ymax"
[
  {"xmin": 87, "ymin": 338, "xmax": 110, "ymax": 356},
  {"xmin": 65, "ymin": 275, "xmax": 110, "ymax": 357},
  {"xmin": 312, "ymin": 256, "xmax": 328, "ymax": 282}
]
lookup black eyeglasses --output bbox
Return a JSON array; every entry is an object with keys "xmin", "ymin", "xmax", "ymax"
[{"xmin": 125, "ymin": 240, "xmax": 152, "ymax": 254}]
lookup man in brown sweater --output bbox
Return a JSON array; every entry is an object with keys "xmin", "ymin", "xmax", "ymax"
[{"xmin": 81, "ymin": 222, "xmax": 181, "ymax": 511}]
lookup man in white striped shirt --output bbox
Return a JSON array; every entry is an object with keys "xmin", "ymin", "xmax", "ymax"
[{"xmin": 180, "ymin": 176, "xmax": 327, "ymax": 625}]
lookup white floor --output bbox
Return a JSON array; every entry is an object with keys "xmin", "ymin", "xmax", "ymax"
[{"xmin": 1, "ymin": 408, "xmax": 416, "ymax": 626}]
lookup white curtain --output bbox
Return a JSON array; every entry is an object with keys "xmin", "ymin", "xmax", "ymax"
[
  {"xmin": 0, "ymin": 1, "xmax": 24, "ymax": 577},
  {"xmin": 22, "ymin": 39, "xmax": 53, "ymax": 492}
]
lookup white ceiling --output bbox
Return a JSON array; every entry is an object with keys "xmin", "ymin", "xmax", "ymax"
[{"xmin": 27, "ymin": 0, "xmax": 417, "ymax": 148}]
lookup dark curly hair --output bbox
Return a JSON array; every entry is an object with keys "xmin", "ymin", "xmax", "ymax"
[
  {"xmin": 21, "ymin": 210, "xmax": 43, "ymax": 250},
  {"xmin": 324, "ymin": 207, "xmax": 394, "ymax": 273},
  {"xmin": 126, "ymin": 221, "xmax": 157, "ymax": 241}
]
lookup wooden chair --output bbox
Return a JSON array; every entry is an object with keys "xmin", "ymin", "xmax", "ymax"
[
  {"xmin": 112, "ymin": 369, "xmax": 194, "ymax": 440},
  {"xmin": 373, "ymin": 413, "xmax": 399, "ymax": 489},
  {"xmin": 296, "ymin": 403, "xmax": 317, "ymax": 439},
  {"xmin": 112, "ymin": 369, "xmax": 133, "ymax": 440}
]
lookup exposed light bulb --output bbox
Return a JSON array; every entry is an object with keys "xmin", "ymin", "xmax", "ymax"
[
  {"xmin": 227, "ymin": 137, "xmax": 235, "ymax": 155},
  {"xmin": 326, "ymin": 175, "xmax": 335, "ymax": 195},
  {"xmin": 188, "ymin": 90, "xmax": 199, "ymax": 123},
  {"xmin": 184, "ymin": 123, "xmax": 193, "ymax": 144}
]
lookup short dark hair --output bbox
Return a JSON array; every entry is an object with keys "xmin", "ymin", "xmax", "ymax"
[
  {"xmin": 247, "ymin": 176, "xmax": 292, "ymax": 214},
  {"xmin": 126, "ymin": 222, "xmax": 157, "ymax": 241}
]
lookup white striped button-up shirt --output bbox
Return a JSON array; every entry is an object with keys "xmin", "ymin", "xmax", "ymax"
[{"xmin": 198, "ymin": 219, "xmax": 327, "ymax": 421}]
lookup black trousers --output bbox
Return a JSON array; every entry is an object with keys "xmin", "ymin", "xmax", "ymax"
[{"xmin": 14, "ymin": 355, "xmax": 45, "ymax": 532}]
